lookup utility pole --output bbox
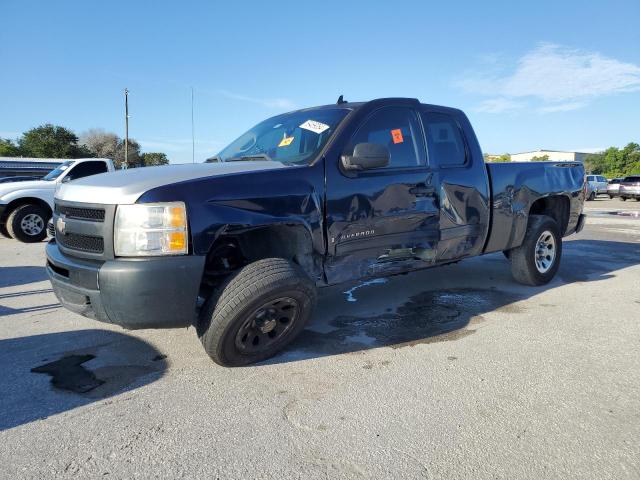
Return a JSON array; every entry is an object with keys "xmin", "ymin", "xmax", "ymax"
[
  {"xmin": 124, "ymin": 88, "xmax": 129, "ymax": 169},
  {"xmin": 191, "ymin": 87, "xmax": 195, "ymax": 163}
]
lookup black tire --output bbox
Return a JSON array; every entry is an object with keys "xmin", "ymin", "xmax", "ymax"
[
  {"xmin": 0, "ymin": 223, "xmax": 11, "ymax": 239},
  {"xmin": 197, "ymin": 258, "xmax": 317, "ymax": 367},
  {"xmin": 620, "ymin": 197, "xmax": 627, "ymax": 201},
  {"xmin": 587, "ymin": 191, "xmax": 595, "ymax": 201},
  {"xmin": 509, "ymin": 215, "xmax": 562, "ymax": 286},
  {"xmin": 609, "ymin": 195, "xmax": 614, "ymax": 199},
  {"xmin": 6, "ymin": 204, "xmax": 50, "ymax": 243}
]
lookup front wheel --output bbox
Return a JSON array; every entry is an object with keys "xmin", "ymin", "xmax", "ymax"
[
  {"xmin": 609, "ymin": 195, "xmax": 614, "ymax": 199},
  {"xmin": 620, "ymin": 197, "xmax": 627, "ymax": 201},
  {"xmin": 509, "ymin": 215, "xmax": 562, "ymax": 286},
  {"xmin": 198, "ymin": 258, "xmax": 317, "ymax": 367},
  {"xmin": 587, "ymin": 191, "xmax": 596, "ymax": 201},
  {"xmin": 6, "ymin": 204, "xmax": 49, "ymax": 243},
  {"xmin": 0, "ymin": 223, "xmax": 12, "ymax": 239}
]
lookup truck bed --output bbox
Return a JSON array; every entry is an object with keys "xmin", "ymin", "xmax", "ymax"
[{"xmin": 484, "ymin": 161, "xmax": 585, "ymax": 254}]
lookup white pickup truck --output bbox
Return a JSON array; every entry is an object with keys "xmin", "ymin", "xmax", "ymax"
[{"xmin": 0, "ymin": 158, "xmax": 114, "ymax": 242}]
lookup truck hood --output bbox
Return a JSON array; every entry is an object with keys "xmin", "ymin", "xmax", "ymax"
[
  {"xmin": 55, "ymin": 161, "xmax": 288, "ymax": 205},
  {"xmin": 0, "ymin": 180, "xmax": 56, "ymax": 201}
]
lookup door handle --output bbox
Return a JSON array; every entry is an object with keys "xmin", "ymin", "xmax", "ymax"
[{"xmin": 409, "ymin": 184, "xmax": 436, "ymax": 197}]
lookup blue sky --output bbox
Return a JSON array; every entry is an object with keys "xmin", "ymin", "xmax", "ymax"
[{"xmin": 2, "ymin": 0, "xmax": 639, "ymax": 163}]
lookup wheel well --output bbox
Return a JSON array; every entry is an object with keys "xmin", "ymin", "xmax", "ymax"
[
  {"xmin": 199, "ymin": 225, "xmax": 316, "ymax": 295},
  {"xmin": 528, "ymin": 195, "xmax": 570, "ymax": 235},
  {"xmin": 1, "ymin": 197, "xmax": 52, "ymax": 224}
]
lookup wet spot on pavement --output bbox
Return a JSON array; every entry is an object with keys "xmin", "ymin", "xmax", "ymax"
[
  {"xmin": 31, "ymin": 349, "xmax": 164, "ymax": 398},
  {"xmin": 31, "ymin": 355, "xmax": 105, "ymax": 394},
  {"xmin": 285, "ymin": 289, "xmax": 522, "ymax": 359}
]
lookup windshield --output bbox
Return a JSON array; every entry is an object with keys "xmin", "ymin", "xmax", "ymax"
[
  {"xmin": 43, "ymin": 161, "xmax": 74, "ymax": 181},
  {"xmin": 212, "ymin": 108, "xmax": 350, "ymax": 165}
]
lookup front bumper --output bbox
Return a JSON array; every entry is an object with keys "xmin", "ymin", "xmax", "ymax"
[{"xmin": 46, "ymin": 241, "xmax": 206, "ymax": 329}]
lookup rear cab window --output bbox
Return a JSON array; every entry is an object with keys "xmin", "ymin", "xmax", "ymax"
[{"xmin": 420, "ymin": 112, "xmax": 467, "ymax": 167}]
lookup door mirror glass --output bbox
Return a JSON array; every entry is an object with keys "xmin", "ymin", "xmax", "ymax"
[{"xmin": 342, "ymin": 143, "xmax": 390, "ymax": 171}]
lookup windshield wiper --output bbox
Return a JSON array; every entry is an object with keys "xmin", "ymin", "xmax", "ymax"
[
  {"xmin": 205, "ymin": 155, "xmax": 223, "ymax": 163},
  {"xmin": 227, "ymin": 153, "xmax": 273, "ymax": 162}
]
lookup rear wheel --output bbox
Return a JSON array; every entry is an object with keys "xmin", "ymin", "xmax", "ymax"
[
  {"xmin": 509, "ymin": 215, "xmax": 562, "ymax": 286},
  {"xmin": 198, "ymin": 258, "xmax": 317, "ymax": 367},
  {"xmin": 609, "ymin": 195, "xmax": 614, "ymax": 199},
  {"xmin": 6, "ymin": 204, "xmax": 49, "ymax": 243},
  {"xmin": 587, "ymin": 191, "xmax": 596, "ymax": 201},
  {"xmin": 620, "ymin": 197, "xmax": 627, "ymax": 201}
]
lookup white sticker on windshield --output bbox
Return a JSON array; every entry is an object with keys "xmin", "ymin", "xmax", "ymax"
[
  {"xmin": 299, "ymin": 120, "xmax": 330, "ymax": 134},
  {"xmin": 59, "ymin": 165, "xmax": 69, "ymax": 171}
]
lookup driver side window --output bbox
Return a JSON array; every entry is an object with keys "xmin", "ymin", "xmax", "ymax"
[{"xmin": 349, "ymin": 107, "xmax": 425, "ymax": 169}]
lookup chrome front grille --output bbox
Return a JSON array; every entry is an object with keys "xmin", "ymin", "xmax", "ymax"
[
  {"xmin": 53, "ymin": 201, "xmax": 116, "ymax": 260},
  {"xmin": 55, "ymin": 204, "xmax": 105, "ymax": 222}
]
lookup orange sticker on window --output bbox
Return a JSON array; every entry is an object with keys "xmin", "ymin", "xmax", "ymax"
[
  {"xmin": 391, "ymin": 129, "xmax": 404, "ymax": 144},
  {"xmin": 278, "ymin": 136, "xmax": 294, "ymax": 147}
]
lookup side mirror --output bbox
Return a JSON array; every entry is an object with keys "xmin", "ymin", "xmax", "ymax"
[
  {"xmin": 342, "ymin": 143, "xmax": 390, "ymax": 171},
  {"xmin": 61, "ymin": 175, "xmax": 71, "ymax": 183}
]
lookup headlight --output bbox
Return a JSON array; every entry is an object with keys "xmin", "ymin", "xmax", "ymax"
[{"xmin": 114, "ymin": 202, "xmax": 188, "ymax": 256}]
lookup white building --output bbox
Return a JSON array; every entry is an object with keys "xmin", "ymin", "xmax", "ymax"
[{"xmin": 510, "ymin": 150, "xmax": 591, "ymax": 162}]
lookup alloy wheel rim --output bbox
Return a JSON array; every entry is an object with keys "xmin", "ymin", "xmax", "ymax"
[
  {"xmin": 235, "ymin": 297, "xmax": 299, "ymax": 354},
  {"xmin": 20, "ymin": 214, "xmax": 44, "ymax": 236},
  {"xmin": 534, "ymin": 230, "xmax": 556, "ymax": 273}
]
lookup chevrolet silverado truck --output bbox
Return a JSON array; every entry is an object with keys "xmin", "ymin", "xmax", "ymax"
[
  {"xmin": 46, "ymin": 98, "xmax": 586, "ymax": 366},
  {"xmin": 0, "ymin": 158, "xmax": 114, "ymax": 242}
]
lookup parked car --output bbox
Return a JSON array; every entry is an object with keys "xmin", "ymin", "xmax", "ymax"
[
  {"xmin": 46, "ymin": 98, "xmax": 586, "ymax": 366},
  {"xmin": 606, "ymin": 178, "xmax": 624, "ymax": 198},
  {"xmin": 0, "ymin": 158, "xmax": 115, "ymax": 242},
  {"xmin": 585, "ymin": 175, "xmax": 608, "ymax": 200},
  {"xmin": 619, "ymin": 175, "xmax": 640, "ymax": 201}
]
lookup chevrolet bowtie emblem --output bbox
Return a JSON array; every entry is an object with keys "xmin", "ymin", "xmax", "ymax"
[{"xmin": 56, "ymin": 216, "xmax": 66, "ymax": 235}]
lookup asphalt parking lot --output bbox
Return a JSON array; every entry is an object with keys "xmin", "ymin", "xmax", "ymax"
[{"xmin": 1, "ymin": 197, "xmax": 639, "ymax": 479}]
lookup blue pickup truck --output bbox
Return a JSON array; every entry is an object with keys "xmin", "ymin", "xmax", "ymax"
[{"xmin": 46, "ymin": 98, "xmax": 586, "ymax": 366}]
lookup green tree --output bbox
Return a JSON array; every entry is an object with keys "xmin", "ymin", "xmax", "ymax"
[
  {"xmin": 585, "ymin": 144, "xmax": 640, "ymax": 177},
  {"xmin": 584, "ymin": 152, "xmax": 606, "ymax": 174},
  {"xmin": 530, "ymin": 154, "xmax": 550, "ymax": 161},
  {"xmin": 0, "ymin": 138, "xmax": 20, "ymax": 156},
  {"xmin": 141, "ymin": 152, "xmax": 169, "ymax": 166},
  {"xmin": 18, "ymin": 124, "xmax": 91, "ymax": 158},
  {"xmin": 483, "ymin": 153, "xmax": 511, "ymax": 163}
]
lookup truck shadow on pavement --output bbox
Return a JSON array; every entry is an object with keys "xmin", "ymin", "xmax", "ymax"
[
  {"xmin": 0, "ymin": 329, "xmax": 167, "ymax": 431},
  {"xmin": 0, "ymin": 266, "xmax": 48, "ymax": 288},
  {"xmin": 272, "ymin": 239, "xmax": 640, "ymax": 364}
]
